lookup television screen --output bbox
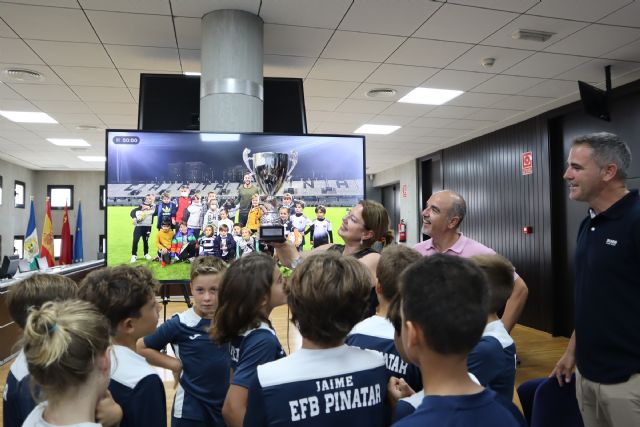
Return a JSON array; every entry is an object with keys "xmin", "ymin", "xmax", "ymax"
[
  {"xmin": 106, "ymin": 130, "xmax": 366, "ymax": 281},
  {"xmin": 138, "ymin": 75, "xmax": 307, "ymax": 133},
  {"xmin": 578, "ymin": 81, "xmax": 610, "ymax": 121}
]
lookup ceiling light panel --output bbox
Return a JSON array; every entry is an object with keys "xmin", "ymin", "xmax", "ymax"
[
  {"xmin": 0, "ymin": 111, "xmax": 58, "ymax": 123},
  {"xmin": 398, "ymin": 88, "xmax": 464, "ymax": 105}
]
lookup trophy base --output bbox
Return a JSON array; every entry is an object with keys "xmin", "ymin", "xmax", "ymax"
[{"xmin": 259, "ymin": 225, "xmax": 286, "ymax": 242}]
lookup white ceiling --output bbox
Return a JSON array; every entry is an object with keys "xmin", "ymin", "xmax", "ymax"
[{"xmin": 0, "ymin": 0, "xmax": 639, "ymax": 173}]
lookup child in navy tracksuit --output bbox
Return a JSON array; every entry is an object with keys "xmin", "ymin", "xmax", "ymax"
[{"xmin": 213, "ymin": 224, "xmax": 236, "ymax": 262}]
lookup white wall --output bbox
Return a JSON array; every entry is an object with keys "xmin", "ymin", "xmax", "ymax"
[
  {"xmin": 0, "ymin": 158, "xmax": 104, "ymax": 261},
  {"xmin": 372, "ymin": 159, "xmax": 420, "ymax": 246}
]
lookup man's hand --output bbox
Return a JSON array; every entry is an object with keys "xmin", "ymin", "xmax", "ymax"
[{"xmin": 550, "ymin": 331, "xmax": 576, "ymax": 386}]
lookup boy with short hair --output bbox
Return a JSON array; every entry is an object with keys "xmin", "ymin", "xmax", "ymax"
[
  {"xmin": 237, "ymin": 227, "xmax": 257, "ymax": 257},
  {"xmin": 184, "ymin": 193, "xmax": 204, "ymax": 239},
  {"xmin": 138, "ymin": 257, "xmax": 231, "ymax": 427},
  {"xmin": 130, "ymin": 193, "xmax": 155, "ymax": 262},
  {"xmin": 175, "ymin": 184, "xmax": 191, "ymax": 224},
  {"xmin": 290, "ymin": 201, "xmax": 311, "ymax": 252},
  {"xmin": 171, "ymin": 222, "xmax": 198, "ymax": 263},
  {"xmin": 244, "ymin": 252, "xmax": 388, "ymax": 426},
  {"xmin": 218, "ymin": 209, "xmax": 235, "ymax": 235},
  {"xmin": 392, "ymin": 254, "xmax": 520, "ymax": 427},
  {"xmin": 306, "ymin": 205, "xmax": 333, "ymax": 248},
  {"xmin": 213, "ymin": 224, "xmax": 236, "ymax": 262},
  {"xmin": 347, "ymin": 246, "xmax": 422, "ymax": 392},
  {"xmin": 4, "ymin": 275, "xmax": 79, "ymax": 427},
  {"xmin": 280, "ymin": 193, "xmax": 295, "ymax": 216},
  {"xmin": 468, "ymin": 254, "xmax": 517, "ymax": 401},
  {"xmin": 155, "ymin": 192, "xmax": 177, "ymax": 230},
  {"xmin": 78, "ymin": 265, "xmax": 166, "ymax": 427},
  {"xmin": 156, "ymin": 219, "xmax": 175, "ymax": 267}
]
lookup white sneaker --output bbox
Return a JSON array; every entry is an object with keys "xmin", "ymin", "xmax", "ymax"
[
  {"xmin": 144, "ymin": 254, "xmax": 152, "ymax": 260},
  {"xmin": 130, "ymin": 255, "xmax": 137, "ymax": 263}
]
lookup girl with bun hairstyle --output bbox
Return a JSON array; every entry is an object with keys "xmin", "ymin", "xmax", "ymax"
[{"xmin": 21, "ymin": 299, "xmax": 113, "ymax": 427}]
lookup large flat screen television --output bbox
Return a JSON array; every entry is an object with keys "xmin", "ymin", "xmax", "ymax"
[{"xmin": 106, "ymin": 130, "xmax": 366, "ymax": 282}]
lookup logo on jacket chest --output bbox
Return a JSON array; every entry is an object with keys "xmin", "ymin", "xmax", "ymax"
[{"xmin": 605, "ymin": 238, "xmax": 618, "ymax": 247}]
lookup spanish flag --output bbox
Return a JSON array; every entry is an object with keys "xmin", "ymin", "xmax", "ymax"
[
  {"xmin": 40, "ymin": 197, "xmax": 55, "ymax": 267},
  {"xmin": 59, "ymin": 204, "xmax": 72, "ymax": 265}
]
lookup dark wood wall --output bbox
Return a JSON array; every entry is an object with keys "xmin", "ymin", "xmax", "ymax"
[{"xmin": 440, "ymin": 117, "xmax": 553, "ymax": 331}]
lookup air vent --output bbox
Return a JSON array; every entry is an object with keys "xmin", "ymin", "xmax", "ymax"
[
  {"xmin": 366, "ymin": 88, "xmax": 397, "ymax": 98},
  {"xmin": 3, "ymin": 68, "xmax": 44, "ymax": 82},
  {"xmin": 512, "ymin": 29, "xmax": 555, "ymax": 43},
  {"xmin": 75, "ymin": 125, "xmax": 105, "ymax": 131}
]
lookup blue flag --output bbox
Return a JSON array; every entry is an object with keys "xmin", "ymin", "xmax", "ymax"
[
  {"xmin": 24, "ymin": 199, "xmax": 39, "ymax": 269},
  {"xmin": 73, "ymin": 202, "xmax": 84, "ymax": 263}
]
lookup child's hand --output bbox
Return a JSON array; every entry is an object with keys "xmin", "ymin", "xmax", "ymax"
[
  {"xmin": 95, "ymin": 390, "xmax": 123, "ymax": 427},
  {"xmin": 387, "ymin": 377, "xmax": 414, "ymax": 406},
  {"xmin": 171, "ymin": 360, "xmax": 183, "ymax": 389}
]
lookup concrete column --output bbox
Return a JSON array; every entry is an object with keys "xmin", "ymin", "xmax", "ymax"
[{"xmin": 200, "ymin": 10, "xmax": 263, "ymax": 132}]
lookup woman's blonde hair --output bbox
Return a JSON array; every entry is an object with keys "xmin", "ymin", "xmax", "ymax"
[
  {"xmin": 359, "ymin": 200, "xmax": 391, "ymax": 248},
  {"xmin": 23, "ymin": 299, "xmax": 110, "ymax": 397}
]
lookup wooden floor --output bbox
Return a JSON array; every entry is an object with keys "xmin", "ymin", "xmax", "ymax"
[{"xmin": 0, "ymin": 301, "xmax": 569, "ymax": 426}]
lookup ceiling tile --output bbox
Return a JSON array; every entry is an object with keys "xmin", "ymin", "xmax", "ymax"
[
  {"xmin": 447, "ymin": 46, "xmax": 533, "ymax": 73},
  {"xmin": 335, "ymin": 99, "xmax": 392, "ymax": 114},
  {"xmin": 71, "ymin": 86, "xmax": 134, "ymax": 103},
  {"xmin": 424, "ymin": 105, "xmax": 480, "ymax": 119},
  {"xmin": 491, "ymin": 95, "xmax": 554, "ymax": 110},
  {"xmin": 599, "ymin": 2, "xmax": 640, "ymax": 27},
  {"xmin": 448, "ymin": 0, "xmax": 539, "ymax": 13},
  {"xmin": 264, "ymin": 24, "xmax": 333, "ymax": 57},
  {"xmin": 601, "ymin": 39, "xmax": 640, "ymax": 62},
  {"xmin": 414, "ymin": 4, "xmax": 517, "ymax": 43},
  {"xmin": 174, "ymin": 17, "xmax": 201, "ymax": 50},
  {"xmin": 503, "ymin": 52, "xmax": 590, "ymax": 78},
  {"xmin": 0, "ymin": 63, "xmax": 64, "ymax": 85},
  {"xmin": 86, "ymin": 11, "xmax": 176, "ymax": 48},
  {"xmin": 85, "ymin": 102, "xmax": 138, "ymax": 115},
  {"xmin": 519, "ymin": 80, "xmax": 579, "ymax": 98},
  {"xmin": 423, "ymin": 69, "xmax": 494, "ymax": 91},
  {"xmin": 315, "ymin": 122, "xmax": 361, "ymax": 134},
  {"xmin": 339, "ymin": 0, "xmax": 440, "ymax": 36},
  {"xmin": 51, "ymin": 66, "xmax": 124, "ymax": 87},
  {"xmin": 79, "ymin": 0, "xmax": 172, "ymax": 14},
  {"xmin": 481, "ymin": 15, "xmax": 589, "ymax": 50},
  {"xmin": 410, "ymin": 117, "xmax": 454, "ymax": 128},
  {"xmin": 465, "ymin": 108, "xmax": 522, "ymax": 121},
  {"xmin": 388, "ymin": 38, "xmax": 472, "ymax": 68},
  {"xmin": 305, "ymin": 110, "xmax": 334, "ymax": 123},
  {"xmin": 447, "ymin": 92, "xmax": 509, "ymax": 107},
  {"xmin": 325, "ymin": 111, "xmax": 374, "ymax": 124},
  {"xmin": 322, "ymin": 31, "xmax": 405, "ymax": 62},
  {"xmin": 105, "ymin": 45, "xmax": 181, "ymax": 71},
  {"xmin": 0, "ymin": 117, "xmax": 23, "ymax": 130},
  {"xmin": 544, "ymin": 24, "xmax": 640, "ymax": 57},
  {"xmin": 367, "ymin": 114, "xmax": 416, "ymax": 126},
  {"xmin": 264, "ymin": 55, "xmax": 316, "ymax": 78},
  {"xmin": 1, "ymin": 3, "xmax": 98, "ymax": 42},
  {"xmin": 49, "ymin": 112, "xmax": 104, "ymax": 126},
  {"xmin": 526, "ymin": 0, "xmax": 633, "ymax": 23},
  {"xmin": 0, "ymin": 83, "xmax": 26, "ymax": 100},
  {"xmin": 180, "ymin": 49, "xmax": 200, "ymax": 73},
  {"xmin": 303, "ymin": 79, "xmax": 360, "ymax": 98},
  {"xmin": 307, "ymin": 59, "xmax": 379, "ymax": 82},
  {"xmin": 472, "ymin": 75, "xmax": 544, "ymax": 94},
  {"xmin": 347, "ymin": 82, "xmax": 414, "ymax": 102},
  {"xmin": 170, "ymin": 0, "xmax": 260, "ymax": 18},
  {"xmin": 115, "ymin": 69, "xmax": 162, "ymax": 88},
  {"xmin": 304, "ymin": 97, "xmax": 343, "ymax": 111},
  {"xmin": 443, "ymin": 119, "xmax": 496, "ymax": 130},
  {"xmin": 27, "ymin": 40, "xmax": 113, "ymax": 67},
  {"xmin": 99, "ymin": 114, "xmax": 137, "ymax": 127},
  {"xmin": 8, "ymin": 83, "xmax": 79, "ymax": 101},
  {"xmin": 0, "ymin": 38, "xmax": 45, "ymax": 65},
  {"xmin": 366, "ymin": 64, "xmax": 438, "ymax": 86},
  {"xmin": 381, "ymin": 103, "xmax": 435, "ymax": 117},
  {"xmin": 0, "ymin": 99, "xmax": 39, "ymax": 110},
  {"xmin": 554, "ymin": 58, "xmax": 640, "ymax": 83},
  {"xmin": 393, "ymin": 126, "xmax": 440, "ymax": 137},
  {"xmin": 32, "ymin": 100, "xmax": 92, "ymax": 114},
  {"xmin": 261, "ymin": 0, "xmax": 351, "ymax": 29},
  {"xmin": 0, "ymin": 20, "xmax": 18, "ymax": 38},
  {"xmin": 416, "ymin": 127, "xmax": 469, "ymax": 138}
]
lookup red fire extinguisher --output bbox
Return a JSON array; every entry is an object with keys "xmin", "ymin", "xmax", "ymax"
[{"xmin": 398, "ymin": 219, "xmax": 406, "ymax": 243}]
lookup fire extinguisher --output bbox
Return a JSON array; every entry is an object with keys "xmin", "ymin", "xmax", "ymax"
[{"xmin": 398, "ymin": 219, "xmax": 406, "ymax": 243}]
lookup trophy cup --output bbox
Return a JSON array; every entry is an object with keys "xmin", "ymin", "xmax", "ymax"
[{"xmin": 243, "ymin": 148, "xmax": 298, "ymax": 242}]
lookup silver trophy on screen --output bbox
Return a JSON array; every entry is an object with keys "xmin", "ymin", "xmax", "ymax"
[{"xmin": 243, "ymin": 148, "xmax": 298, "ymax": 241}]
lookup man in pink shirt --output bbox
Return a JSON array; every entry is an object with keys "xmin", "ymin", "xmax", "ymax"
[{"xmin": 414, "ymin": 190, "xmax": 528, "ymax": 332}]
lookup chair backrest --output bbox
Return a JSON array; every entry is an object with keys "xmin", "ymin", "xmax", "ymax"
[
  {"xmin": 530, "ymin": 375, "xmax": 584, "ymax": 427},
  {"xmin": 517, "ymin": 378, "xmax": 546, "ymax": 425}
]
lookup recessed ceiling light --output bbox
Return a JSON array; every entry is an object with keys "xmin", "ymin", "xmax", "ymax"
[
  {"xmin": 398, "ymin": 87, "xmax": 463, "ymax": 105},
  {"xmin": 78, "ymin": 155, "xmax": 106, "ymax": 162},
  {"xmin": 354, "ymin": 124, "xmax": 401, "ymax": 135},
  {"xmin": 0, "ymin": 110, "xmax": 58, "ymax": 123},
  {"xmin": 47, "ymin": 138, "xmax": 90, "ymax": 147},
  {"xmin": 366, "ymin": 88, "xmax": 397, "ymax": 98},
  {"xmin": 512, "ymin": 29, "xmax": 555, "ymax": 43},
  {"xmin": 3, "ymin": 68, "xmax": 44, "ymax": 82},
  {"xmin": 184, "ymin": 72, "xmax": 201, "ymax": 76}
]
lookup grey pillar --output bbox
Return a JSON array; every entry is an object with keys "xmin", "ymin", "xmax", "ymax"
[{"xmin": 200, "ymin": 10, "xmax": 263, "ymax": 132}]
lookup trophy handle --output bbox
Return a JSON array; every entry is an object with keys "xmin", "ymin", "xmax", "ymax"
[
  {"xmin": 286, "ymin": 150, "xmax": 298, "ymax": 180},
  {"xmin": 242, "ymin": 148, "xmax": 253, "ymax": 176}
]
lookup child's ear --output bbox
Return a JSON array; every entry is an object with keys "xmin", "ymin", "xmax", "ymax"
[
  {"xmin": 405, "ymin": 320, "xmax": 421, "ymax": 349},
  {"xmin": 117, "ymin": 318, "xmax": 135, "ymax": 336},
  {"xmin": 374, "ymin": 280, "xmax": 383, "ymax": 296}
]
